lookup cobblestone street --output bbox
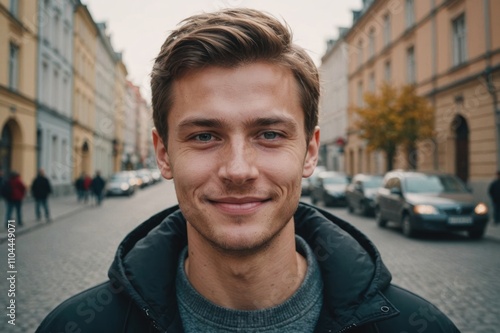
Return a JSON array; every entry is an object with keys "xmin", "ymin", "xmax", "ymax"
[{"xmin": 0, "ymin": 181, "xmax": 499, "ymax": 332}]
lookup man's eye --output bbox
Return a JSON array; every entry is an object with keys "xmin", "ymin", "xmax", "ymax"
[
  {"xmin": 262, "ymin": 131, "xmax": 279, "ymax": 140},
  {"xmin": 194, "ymin": 133, "xmax": 213, "ymax": 142}
]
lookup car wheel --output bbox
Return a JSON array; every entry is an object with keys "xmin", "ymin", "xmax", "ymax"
[
  {"xmin": 468, "ymin": 228, "xmax": 485, "ymax": 240},
  {"xmin": 311, "ymin": 195, "xmax": 317, "ymax": 205},
  {"xmin": 401, "ymin": 214, "xmax": 415, "ymax": 238},
  {"xmin": 375, "ymin": 207, "xmax": 387, "ymax": 227}
]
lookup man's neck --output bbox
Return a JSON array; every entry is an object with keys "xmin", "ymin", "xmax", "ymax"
[{"xmin": 184, "ymin": 222, "xmax": 307, "ymax": 310}]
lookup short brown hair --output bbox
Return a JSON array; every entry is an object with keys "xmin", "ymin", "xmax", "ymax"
[{"xmin": 151, "ymin": 8, "xmax": 319, "ymax": 145}]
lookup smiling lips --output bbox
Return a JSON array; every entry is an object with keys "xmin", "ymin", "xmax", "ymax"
[{"xmin": 209, "ymin": 197, "xmax": 271, "ymax": 214}]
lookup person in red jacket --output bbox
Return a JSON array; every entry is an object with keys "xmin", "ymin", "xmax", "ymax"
[{"xmin": 4, "ymin": 171, "xmax": 26, "ymax": 228}]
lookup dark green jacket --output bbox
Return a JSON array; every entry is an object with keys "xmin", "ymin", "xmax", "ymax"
[{"xmin": 36, "ymin": 203, "xmax": 459, "ymax": 333}]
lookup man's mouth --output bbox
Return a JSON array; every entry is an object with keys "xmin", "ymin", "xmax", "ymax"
[{"xmin": 208, "ymin": 197, "xmax": 271, "ymax": 214}]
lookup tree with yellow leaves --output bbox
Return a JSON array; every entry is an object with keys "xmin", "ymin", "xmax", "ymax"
[{"xmin": 354, "ymin": 83, "xmax": 434, "ymax": 171}]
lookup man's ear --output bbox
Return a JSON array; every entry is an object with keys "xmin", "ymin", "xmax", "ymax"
[
  {"xmin": 152, "ymin": 128, "xmax": 173, "ymax": 180},
  {"xmin": 303, "ymin": 126, "xmax": 320, "ymax": 178}
]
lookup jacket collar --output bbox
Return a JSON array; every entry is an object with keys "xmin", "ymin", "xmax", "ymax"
[{"xmin": 109, "ymin": 203, "xmax": 398, "ymax": 332}]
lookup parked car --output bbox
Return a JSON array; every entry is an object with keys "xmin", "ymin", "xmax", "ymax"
[
  {"xmin": 301, "ymin": 166, "xmax": 326, "ymax": 196},
  {"xmin": 374, "ymin": 170, "xmax": 489, "ymax": 239},
  {"xmin": 310, "ymin": 171, "xmax": 349, "ymax": 207},
  {"xmin": 346, "ymin": 174, "xmax": 383, "ymax": 216},
  {"xmin": 106, "ymin": 172, "xmax": 136, "ymax": 197},
  {"xmin": 149, "ymin": 168, "xmax": 162, "ymax": 183},
  {"xmin": 136, "ymin": 169, "xmax": 153, "ymax": 187}
]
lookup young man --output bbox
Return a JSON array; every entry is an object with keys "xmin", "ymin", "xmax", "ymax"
[
  {"xmin": 36, "ymin": 8, "xmax": 459, "ymax": 332},
  {"xmin": 31, "ymin": 168, "xmax": 53, "ymax": 222},
  {"xmin": 488, "ymin": 171, "xmax": 500, "ymax": 225}
]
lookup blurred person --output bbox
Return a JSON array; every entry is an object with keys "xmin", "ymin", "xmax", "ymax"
[
  {"xmin": 488, "ymin": 170, "xmax": 500, "ymax": 225},
  {"xmin": 74, "ymin": 173, "xmax": 85, "ymax": 202},
  {"xmin": 31, "ymin": 168, "xmax": 53, "ymax": 222},
  {"xmin": 91, "ymin": 171, "xmax": 106, "ymax": 206},
  {"xmin": 36, "ymin": 8, "xmax": 459, "ymax": 333},
  {"xmin": 3, "ymin": 171, "xmax": 26, "ymax": 228},
  {"xmin": 82, "ymin": 173, "xmax": 92, "ymax": 203}
]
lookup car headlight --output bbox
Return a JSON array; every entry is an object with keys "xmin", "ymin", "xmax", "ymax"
[
  {"xmin": 474, "ymin": 203, "xmax": 488, "ymax": 215},
  {"xmin": 120, "ymin": 183, "xmax": 130, "ymax": 191},
  {"xmin": 413, "ymin": 205, "xmax": 439, "ymax": 215}
]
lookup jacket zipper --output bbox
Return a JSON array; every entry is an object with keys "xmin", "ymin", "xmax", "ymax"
[
  {"xmin": 143, "ymin": 307, "xmax": 167, "ymax": 333},
  {"xmin": 336, "ymin": 323, "xmax": 357, "ymax": 333}
]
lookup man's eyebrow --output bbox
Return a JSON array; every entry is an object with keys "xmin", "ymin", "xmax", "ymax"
[
  {"xmin": 176, "ymin": 115, "xmax": 298, "ymax": 131},
  {"xmin": 247, "ymin": 116, "xmax": 298, "ymax": 131},
  {"xmin": 177, "ymin": 117, "xmax": 225, "ymax": 130}
]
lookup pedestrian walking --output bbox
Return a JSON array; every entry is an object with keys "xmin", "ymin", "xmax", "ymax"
[
  {"xmin": 31, "ymin": 168, "xmax": 52, "ymax": 222},
  {"xmin": 83, "ymin": 173, "xmax": 92, "ymax": 203},
  {"xmin": 488, "ymin": 170, "xmax": 500, "ymax": 225},
  {"xmin": 74, "ymin": 173, "xmax": 85, "ymax": 202},
  {"xmin": 3, "ymin": 171, "xmax": 26, "ymax": 228},
  {"xmin": 91, "ymin": 171, "xmax": 105, "ymax": 206},
  {"xmin": 36, "ymin": 8, "xmax": 459, "ymax": 332}
]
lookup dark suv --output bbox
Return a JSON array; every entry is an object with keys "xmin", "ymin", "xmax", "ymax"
[{"xmin": 374, "ymin": 170, "xmax": 489, "ymax": 239}]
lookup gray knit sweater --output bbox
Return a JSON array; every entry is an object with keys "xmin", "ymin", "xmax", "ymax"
[{"xmin": 175, "ymin": 236, "xmax": 323, "ymax": 332}]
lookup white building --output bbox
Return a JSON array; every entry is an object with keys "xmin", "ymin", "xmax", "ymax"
[
  {"xmin": 318, "ymin": 28, "xmax": 350, "ymax": 172},
  {"xmin": 37, "ymin": 0, "xmax": 76, "ymax": 195}
]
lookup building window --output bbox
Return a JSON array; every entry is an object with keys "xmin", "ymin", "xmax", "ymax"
[
  {"xmin": 42, "ymin": 0, "xmax": 50, "ymax": 41},
  {"xmin": 358, "ymin": 40, "xmax": 363, "ymax": 67},
  {"xmin": 53, "ymin": 69, "xmax": 59, "ymax": 110},
  {"xmin": 53, "ymin": 13, "xmax": 60, "ymax": 51},
  {"xmin": 8, "ymin": 43, "xmax": 19, "ymax": 90},
  {"xmin": 42, "ymin": 61, "xmax": 49, "ymax": 104},
  {"xmin": 9, "ymin": 0, "xmax": 19, "ymax": 17},
  {"xmin": 385, "ymin": 61, "xmax": 391, "ymax": 82},
  {"xmin": 452, "ymin": 14, "xmax": 467, "ymax": 66},
  {"xmin": 369, "ymin": 72, "xmax": 375, "ymax": 92},
  {"xmin": 407, "ymin": 46, "xmax": 416, "ymax": 84},
  {"xmin": 383, "ymin": 14, "xmax": 391, "ymax": 47},
  {"xmin": 406, "ymin": 0, "xmax": 415, "ymax": 29},
  {"xmin": 368, "ymin": 29, "xmax": 375, "ymax": 59},
  {"xmin": 357, "ymin": 81, "xmax": 364, "ymax": 107},
  {"xmin": 52, "ymin": 136, "xmax": 58, "ymax": 179}
]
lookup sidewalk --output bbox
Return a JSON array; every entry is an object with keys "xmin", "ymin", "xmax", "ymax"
[{"xmin": 0, "ymin": 195, "xmax": 88, "ymax": 243}]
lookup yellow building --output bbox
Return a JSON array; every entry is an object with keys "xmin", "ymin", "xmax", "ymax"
[
  {"xmin": 114, "ymin": 56, "xmax": 127, "ymax": 172},
  {"xmin": 0, "ymin": 0, "xmax": 38, "ymax": 183},
  {"xmin": 72, "ymin": 3, "xmax": 97, "ymax": 180},
  {"xmin": 344, "ymin": 0, "xmax": 500, "ymax": 200}
]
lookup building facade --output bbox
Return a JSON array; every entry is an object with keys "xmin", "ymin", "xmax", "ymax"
[
  {"xmin": 0, "ymin": 0, "xmax": 38, "ymax": 184},
  {"xmin": 343, "ymin": 0, "xmax": 500, "ymax": 203},
  {"xmin": 318, "ymin": 29, "xmax": 349, "ymax": 172},
  {"xmin": 113, "ymin": 55, "xmax": 127, "ymax": 172},
  {"xmin": 72, "ymin": 3, "xmax": 97, "ymax": 180},
  {"xmin": 94, "ymin": 22, "xmax": 116, "ymax": 178},
  {"xmin": 123, "ymin": 81, "xmax": 139, "ymax": 170},
  {"xmin": 36, "ymin": 0, "xmax": 76, "ymax": 195}
]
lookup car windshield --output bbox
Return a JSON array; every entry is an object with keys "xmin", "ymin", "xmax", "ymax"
[
  {"xmin": 323, "ymin": 177, "xmax": 348, "ymax": 185},
  {"xmin": 111, "ymin": 174, "xmax": 129, "ymax": 181},
  {"xmin": 363, "ymin": 177, "xmax": 383, "ymax": 188},
  {"xmin": 404, "ymin": 175, "xmax": 468, "ymax": 193}
]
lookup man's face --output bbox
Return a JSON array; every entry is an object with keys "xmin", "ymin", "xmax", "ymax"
[{"xmin": 153, "ymin": 61, "xmax": 319, "ymax": 253}]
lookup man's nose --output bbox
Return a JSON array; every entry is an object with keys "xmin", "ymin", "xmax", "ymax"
[{"xmin": 218, "ymin": 140, "xmax": 259, "ymax": 185}]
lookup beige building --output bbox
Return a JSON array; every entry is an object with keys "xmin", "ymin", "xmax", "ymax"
[
  {"xmin": 343, "ymin": 0, "xmax": 500, "ymax": 201},
  {"xmin": 0, "ymin": 0, "xmax": 38, "ymax": 183},
  {"xmin": 114, "ymin": 56, "xmax": 127, "ymax": 172},
  {"xmin": 72, "ymin": 3, "xmax": 97, "ymax": 180}
]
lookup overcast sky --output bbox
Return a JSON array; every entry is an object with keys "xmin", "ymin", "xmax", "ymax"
[{"xmin": 83, "ymin": 0, "xmax": 362, "ymax": 97}]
